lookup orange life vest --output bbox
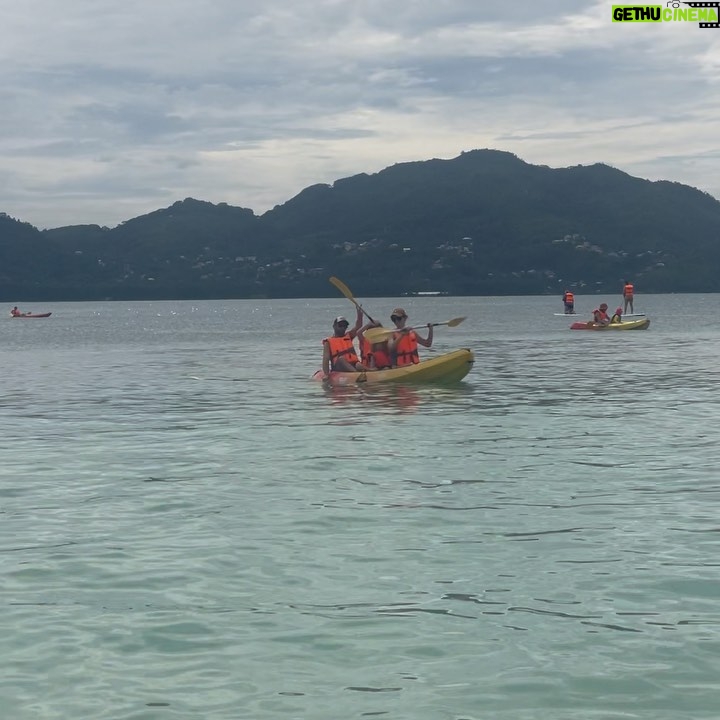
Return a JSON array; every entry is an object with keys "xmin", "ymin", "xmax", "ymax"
[
  {"xmin": 623, "ymin": 283, "xmax": 634, "ymax": 298},
  {"xmin": 358, "ymin": 335, "xmax": 371, "ymax": 364},
  {"xmin": 368, "ymin": 345, "xmax": 392, "ymax": 369},
  {"xmin": 563, "ymin": 292, "xmax": 574, "ymax": 303},
  {"xmin": 324, "ymin": 334, "xmax": 359, "ymax": 369},
  {"xmin": 593, "ymin": 309, "xmax": 609, "ymax": 323},
  {"xmin": 393, "ymin": 331, "xmax": 419, "ymax": 366}
]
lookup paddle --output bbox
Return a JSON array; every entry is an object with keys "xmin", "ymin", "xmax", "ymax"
[
  {"xmin": 328, "ymin": 276, "xmax": 376, "ymax": 324},
  {"xmin": 362, "ymin": 317, "xmax": 466, "ymax": 344}
]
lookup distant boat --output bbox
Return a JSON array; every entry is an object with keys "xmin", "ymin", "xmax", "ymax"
[{"xmin": 10, "ymin": 311, "xmax": 52, "ymax": 318}]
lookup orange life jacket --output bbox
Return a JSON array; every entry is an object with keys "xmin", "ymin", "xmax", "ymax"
[
  {"xmin": 623, "ymin": 283, "xmax": 634, "ymax": 298},
  {"xmin": 324, "ymin": 334, "xmax": 359, "ymax": 369},
  {"xmin": 563, "ymin": 292, "xmax": 574, "ymax": 303},
  {"xmin": 368, "ymin": 345, "xmax": 392, "ymax": 369},
  {"xmin": 358, "ymin": 335, "xmax": 371, "ymax": 363},
  {"xmin": 593, "ymin": 309, "xmax": 609, "ymax": 323},
  {"xmin": 393, "ymin": 331, "xmax": 419, "ymax": 366}
]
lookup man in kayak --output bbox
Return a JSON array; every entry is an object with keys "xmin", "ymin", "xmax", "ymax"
[
  {"xmin": 10, "ymin": 306, "xmax": 23, "ymax": 317},
  {"xmin": 610, "ymin": 307, "xmax": 623, "ymax": 323},
  {"xmin": 321, "ymin": 307, "xmax": 370, "ymax": 378},
  {"xmin": 562, "ymin": 290, "xmax": 575, "ymax": 314},
  {"xmin": 592, "ymin": 303, "xmax": 610, "ymax": 325},
  {"xmin": 622, "ymin": 280, "xmax": 634, "ymax": 314},
  {"xmin": 388, "ymin": 308, "xmax": 433, "ymax": 366}
]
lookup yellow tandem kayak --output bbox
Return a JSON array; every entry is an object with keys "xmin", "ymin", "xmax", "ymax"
[
  {"xmin": 570, "ymin": 318, "xmax": 650, "ymax": 331},
  {"xmin": 313, "ymin": 348, "xmax": 474, "ymax": 386}
]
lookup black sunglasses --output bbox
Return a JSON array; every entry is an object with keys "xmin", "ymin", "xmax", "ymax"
[{"xmin": 391, "ymin": 315, "xmax": 406, "ymax": 321}]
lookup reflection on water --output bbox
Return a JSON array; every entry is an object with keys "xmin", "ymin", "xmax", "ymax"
[{"xmin": 321, "ymin": 382, "xmax": 476, "ymax": 416}]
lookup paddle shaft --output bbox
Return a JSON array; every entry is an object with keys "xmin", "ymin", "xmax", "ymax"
[
  {"xmin": 363, "ymin": 317, "xmax": 465, "ymax": 344},
  {"xmin": 329, "ymin": 276, "xmax": 376, "ymax": 324}
]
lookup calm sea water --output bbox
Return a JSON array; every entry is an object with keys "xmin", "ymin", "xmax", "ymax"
[{"xmin": 2, "ymin": 293, "xmax": 719, "ymax": 720}]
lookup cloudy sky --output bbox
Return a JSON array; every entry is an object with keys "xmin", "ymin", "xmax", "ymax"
[{"xmin": 1, "ymin": 0, "xmax": 719, "ymax": 229}]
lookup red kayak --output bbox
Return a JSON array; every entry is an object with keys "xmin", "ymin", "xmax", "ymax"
[{"xmin": 11, "ymin": 312, "xmax": 52, "ymax": 318}]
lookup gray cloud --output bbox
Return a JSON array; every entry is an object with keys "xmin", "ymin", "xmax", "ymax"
[{"xmin": 0, "ymin": 0, "xmax": 718, "ymax": 228}]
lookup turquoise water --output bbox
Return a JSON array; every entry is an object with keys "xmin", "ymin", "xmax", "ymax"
[{"xmin": 2, "ymin": 294, "xmax": 719, "ymax": 719}]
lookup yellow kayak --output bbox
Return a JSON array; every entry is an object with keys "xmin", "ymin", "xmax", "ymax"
[
  {"xmin": 313, "ymin": 348, "xmax": 474, "ymax": 386},
  {"xmin": 571, "ymin": 318, "xmax": 650, "ymax": 331}
]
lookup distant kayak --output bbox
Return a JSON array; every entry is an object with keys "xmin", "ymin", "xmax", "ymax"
[
  {"xmin": 570, "ymin": 318, "xmax": 650, "ymax": 331},
  {"xmin": 10, "ymin": 312, "xmax": 52, "ymax": 318},
  {"xmin": 313, "ymin": 348, "xmax": 474, "ymax": 386}
]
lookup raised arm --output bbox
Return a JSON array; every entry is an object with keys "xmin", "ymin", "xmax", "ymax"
[
  {"xmin": 415, "ymin": 324, "xmax": 434, "ymax": 348},
  {"xmin": 349, "ymin": 305, "xmax": 364, "ymax": 337}
]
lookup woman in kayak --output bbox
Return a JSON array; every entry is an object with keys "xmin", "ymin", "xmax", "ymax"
[
  {"xmin": 357, "ymin": 321, "xmax": 392, "ymax": 370},
  {"xmin": 610, "ymin": 307, "xmax": 623, "ymax": 323},
  {"xmin": 592, "ymin": 303, "xmax": 611, "ymax": 325},
  {"xmin": 388, "ymin": 308, "xmax": 433, "ymax": 366}
]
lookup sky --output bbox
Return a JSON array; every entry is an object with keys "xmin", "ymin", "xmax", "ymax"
[{"xmin": 1, "ymin": 0, "xmax": 719, "ymax": 230}]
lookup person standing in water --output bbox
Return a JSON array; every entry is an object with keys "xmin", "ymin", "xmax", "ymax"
[
  {"xmin": 622, "ymin": 280, "xmax": 634, "ymax": 314},
  {"xmin": 562, "ymin": 290, "xmax": 575, "ymax": 314}
]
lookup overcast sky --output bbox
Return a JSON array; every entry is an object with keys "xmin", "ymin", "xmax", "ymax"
[{"xmin": 1, "ymin": 0, "xmax": 719, "ymax": 229}]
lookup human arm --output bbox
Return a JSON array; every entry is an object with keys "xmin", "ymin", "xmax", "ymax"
[
  {"xmin": 349, "ymin": 305, "xmax": 364, "ymax": 337},
  {"xmin": 415, "ymin": 325, "xmax": 434, "ymax": 348},
  {"xmin": 357, "ymin": 318, "xmax": 380, "ymax": 341},
  {"xmin": 322, "ymin": 341, "xmax": 331, "ymax": 377}
]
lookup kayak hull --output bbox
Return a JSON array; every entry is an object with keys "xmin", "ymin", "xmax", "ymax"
[
  {"xmin": 11, "ymin": 312, "xmax": 52, "ymax": 318},
  {"xmin": 571, "ymin": 318, "xmax": 650, "ymax": 331},
  {"xmin": 313, "ymin": 348, "xmax": 474, "ymax": 386}
]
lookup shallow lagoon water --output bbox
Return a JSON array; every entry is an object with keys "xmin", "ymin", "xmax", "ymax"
[{"xmin": 2, "ymin": 294, "xmax": 719, "ymax": 719}]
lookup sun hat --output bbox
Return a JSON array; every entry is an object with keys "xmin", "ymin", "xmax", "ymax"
[
  {"xmin": 391, "ymin": 308, "xmax": 407, "ymax": 318},
  {"xmin": 333, "ymin": 316, "xmax": 349, "ymax": 325},
  {"xmin": 600, "ymin": 303, "xmax": 608, "ymax": 310}
]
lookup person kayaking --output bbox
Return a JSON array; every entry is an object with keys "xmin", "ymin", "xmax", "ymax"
[
  {"xmin": 357, "ymin": 321, "xmax": 392, "ymax": 370},
  {"xmin": 321, "ymin": 307, "xmax": 369, "ymax": 378},
  {"xmin": 592, "ymin": 303, "xmax": 610, "ymax": 326},
  {"xmin": 610, "ymin": 307, "xmax": 623, "ymax": 323},
  {"xmin": 622, "ymin": 280, "xmax": 634, "ymax": 314},
  {"xmin": 10, "ymin": 306, "xmax": 24, "ymax": 317},
  {"xmin": 562, "ymin": 290, "xmax": 575, "ymax": 314},
  {"xmin": 388, "ymin": 308, "xmax": 433, "ymax": 366}
]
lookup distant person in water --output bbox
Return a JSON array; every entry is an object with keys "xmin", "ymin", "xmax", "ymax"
[
  {"xmin": 592, "ymin": 303, "xmax": 610, "ymax": 325},
  {"xmin": 562, "ymin": 290, "xmax": 575, "ymax": 314},
  {"xmin": 610, "ymin": 307, "xmax": 623, "ymax": 323},
  {"xmin": 622, "ymin": 280, "xmax": 634, "ymax": 314}
]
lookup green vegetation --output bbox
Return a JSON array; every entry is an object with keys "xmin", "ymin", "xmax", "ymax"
[{"xmin": 2, "ymin": 150, "xmax": 719, "ymax": 300}]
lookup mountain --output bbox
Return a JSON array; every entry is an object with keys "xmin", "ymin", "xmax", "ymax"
[{"xmin": 2, "ymin": 149, "xmax": 720, "ymax": 300}]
